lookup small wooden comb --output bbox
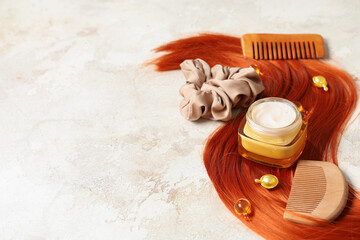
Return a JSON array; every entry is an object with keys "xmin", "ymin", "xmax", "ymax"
[
  {"xmin": 241, "ymin": 34, "xmax": 325, "ymax": 60},
  {"xmin": 284, "ymin": 160, "xmax": 348, "ymax": 225}
]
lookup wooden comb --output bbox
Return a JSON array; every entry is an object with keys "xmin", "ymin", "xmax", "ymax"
[
  {"xmin": 283, "ymin": 160, "xmax": 348, "ymax": 225},
  {"xmin": 241, "ymin": 34, "xmax": 325, "ymax": 60}
]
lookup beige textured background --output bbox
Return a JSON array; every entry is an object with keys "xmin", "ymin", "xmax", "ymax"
[{"xmin": 0, "ymin": 0, "xmax": 359, "ymax": 239}]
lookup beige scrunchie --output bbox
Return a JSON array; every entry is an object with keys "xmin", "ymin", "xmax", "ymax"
[{"xmin": 179, "ymin": 58, "xmax": 265, "ymax": 121}]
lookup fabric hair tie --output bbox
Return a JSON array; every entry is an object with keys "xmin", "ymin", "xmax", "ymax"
[{"xmin": 179, "ymin": 58, "xmax": 265, "ymax": 121}]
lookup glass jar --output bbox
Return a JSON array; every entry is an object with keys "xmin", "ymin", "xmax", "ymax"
[{"xmin": 238, "ymin": 97, "xmax": 308, "ymax": 168}]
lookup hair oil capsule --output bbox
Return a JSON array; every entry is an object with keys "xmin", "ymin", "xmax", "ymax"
[{"xmin": 234, "ymin": 198, "xmax": 252, "ymax": 220}]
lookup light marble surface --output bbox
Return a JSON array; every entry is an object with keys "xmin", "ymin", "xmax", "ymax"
[{"xmin": 0, "ymin": 0, "xmax": 359, "ymax": 239}]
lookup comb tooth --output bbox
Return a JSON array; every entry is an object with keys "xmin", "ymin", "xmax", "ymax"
[
  {"xmin": 287, "ymin": 42, "xmax": 292, "ymax": 59},
  {"xmin": 296, "ymin": 42, "xmax": 302, "ymax": 59},
  {"xmin": 289, "ymin": 42, "xmax": 294, "ymax": 59},
  {"xmin": 303, "ymin": 41, "xmax": 310, "ymax": 58},
  {"xmin": 288, "ymin": 42, "xmax": 293, "ymax": 59},
  {"xmin": 267, "ymin": 42, "xmax": 271, "ymax": 60},
  {"xmin": 257, "ymin": 42, "xmax": 261, "ymax": 59},
  {"xmin": 291, "ymin": 42, "xmax": 295, "ymax": 59},
  {"xmin": 312, "ymin": 41, "xmax": 317, "ymax": 58},
  {"xmin": 284, "ymin": 42, "xmax": 289, "ymax": 59},
  {"xmin": 297, "ymin": 42, "xmax": 302, "ymax": 58},
  {"xmin": 263, "ymin": 42, "xmax": 268, "ymax": 59},
  {"xmin": 279, "ymin": 42, "xmax": 284, "ymax": 59},
  {"xmin": 300, "ymin": 41, "xmax": 306, "ymax": 58},
  {"xmin": 268, "ymin": 42, "xmax": 272, "ymax": 60},
  {"xmin": 308, "ymin": 42, "xmax": 315, "ymax": 58},
  {"xmin": 293, "ymin": 42, "xmax": 298, "ymax": 58},
  {"xmin": 251, "ymin": 42, "xmax": 255, "ymax": 59},
  {"xmin": 292, "ymin": 42, "xmax": 297, "ymax": 59},
  {"xmin": 297, "ymin": 43, "xmax": 301, "ymax": 59},
  {"xmin": 273, "ymin": 42, "xmax": 278, "ymax": 59},
  {"xmin": 300, "ymin": 42, "xmax": 304, "ymax": 58},
  {"xmin": 270, "ymin": 42, "xmax": 274, "ymax": 60},
  {"xmin": 264, "ymin": 42, "xmax": 269, "ymax": 60},
  {"xmin": 259, "ymin": 42, "xmax": 264, "ymax": 60},
  {"xmin": 254, "ymin": 42, "xmax": 259, "ymax": 59},
  {"xmin": 281, "ymin": 42, "xmax": 285, "ymax": 59}
]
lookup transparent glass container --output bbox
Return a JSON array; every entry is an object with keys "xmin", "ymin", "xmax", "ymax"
[{"xmin": 238, "ymin": 97, "xmax": 308, "ymax": 168}]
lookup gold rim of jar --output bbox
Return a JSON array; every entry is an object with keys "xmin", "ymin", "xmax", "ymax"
[{"xmin": 246, "ymin": 97, "xmax": 302, "ymax": 137}]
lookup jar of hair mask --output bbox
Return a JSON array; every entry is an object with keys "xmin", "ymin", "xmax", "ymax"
[{"xmin": 238, "ymin": 97, "xmax": 308, "ymax": 168}]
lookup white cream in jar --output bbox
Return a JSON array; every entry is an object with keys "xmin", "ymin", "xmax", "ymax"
[
  {"xmin": 251, "ymin": 101, "xmax": 297, "ymax": 128},
  {"xmin": 246, "ymin": 99, "xmax": 302, "ymax": 139}
]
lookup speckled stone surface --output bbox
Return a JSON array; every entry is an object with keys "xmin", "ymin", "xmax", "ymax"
[{"xmin": 0, "ymin": 0, "xmax": 359, "ymax": 239}]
